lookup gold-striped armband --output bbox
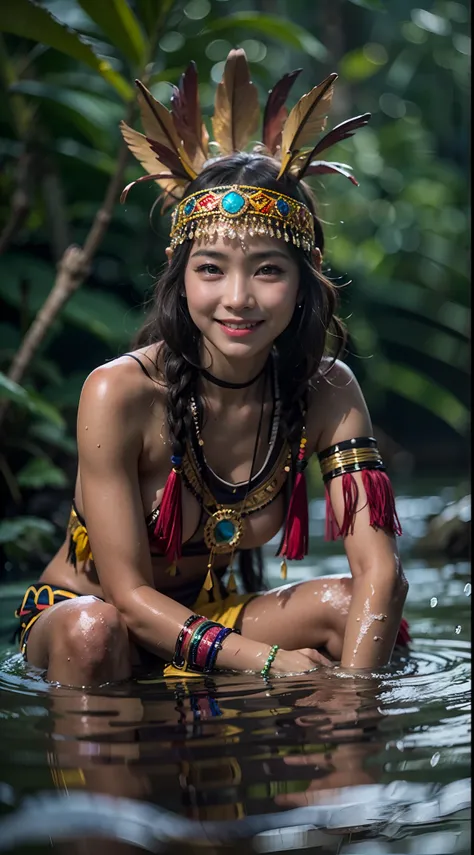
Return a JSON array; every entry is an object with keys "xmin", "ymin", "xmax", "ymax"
[{"xmin": 317, "ymin": 436, "xmax": 385, "ymax": 483}]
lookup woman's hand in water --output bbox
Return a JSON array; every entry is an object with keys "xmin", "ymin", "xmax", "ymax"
[{"xmin": 272, "ymin": 647, "xmax": 333, "ymax": 674}]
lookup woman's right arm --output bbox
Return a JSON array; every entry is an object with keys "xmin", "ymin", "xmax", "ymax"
[{"xmin": 77, "ymin": 362, "xmax": 324, "ymax": 674}]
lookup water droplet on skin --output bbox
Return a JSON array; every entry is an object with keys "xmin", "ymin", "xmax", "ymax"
[
  {"xmin": 455, "ymin": 625, "xmax": 462, "ymax": 634},
  {"xmin": 430, "ymin": 597, "xmax": 438, "ymax": 608},
  {"xmin": 430, "ymin": 752, "xmax": 440, "ymax": 767},
  {"xmin": 97, "ymin": 444, "xmax": 101, "ymax": 448},
  {"xmin": 464, "ymin": 583, "xmax": 471, "ymax": 596},
  {"xmin": 373, "ymin": 636, "xmax": 382, "ymax": 641}
]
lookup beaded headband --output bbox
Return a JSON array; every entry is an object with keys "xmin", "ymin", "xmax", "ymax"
[
  {"xmin": 169, "ymin": 185, "xmax": 315, "ymax": 251},
  {"xmin": 120, "ymin": 48, "xmax": 370, "ymax": 246}
]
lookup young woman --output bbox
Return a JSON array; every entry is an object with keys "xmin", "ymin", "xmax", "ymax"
[{"xmin": 15, "ymin": 52, "xmax": 409, "ymax": 686}]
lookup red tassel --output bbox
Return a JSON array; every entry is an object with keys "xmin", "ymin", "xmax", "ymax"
[
  {"xmin": 396, "ymin": 617, "xmax": 411, "ymax": 647},
  {"xmin": 361, "ymin": 469, "xmax": 402, "ymax": 535},
  {"xmin": 152, "ymin": 462, "xmax": 182, "ymax": 564},
  {"xmin": 324, "ymin": 469, "xmax": 402, "ymax": 540},
  {"xmin": 278, "ymin": 469, "xmax": 309, "ymax": 560},
  {"xmin": 324, "ymin": 472, "xmax": 359, "ymax": 541}
]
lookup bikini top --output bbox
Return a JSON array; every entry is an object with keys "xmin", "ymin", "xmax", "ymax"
[{"xmin": 66, "ymin": 354, "xmax": 292, "ymax": 569}]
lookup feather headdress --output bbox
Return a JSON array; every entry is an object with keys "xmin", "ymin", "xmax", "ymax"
[{"xmin": 120, "ymin": 48, "xmax": 370, "ymax": 207}]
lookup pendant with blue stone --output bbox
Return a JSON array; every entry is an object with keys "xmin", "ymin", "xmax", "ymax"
[{"xmin": 204, "ymin": 508, "xmax": 244, "ymax": 553}]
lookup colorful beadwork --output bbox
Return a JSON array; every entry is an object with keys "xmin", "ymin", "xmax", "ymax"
[{"xmin": 170, "ymin": 185, "xmax": 315, "ymax": 251}]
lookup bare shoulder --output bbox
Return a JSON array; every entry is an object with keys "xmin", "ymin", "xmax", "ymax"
[
  {"xmin": 78, "ymin": 345, "xmax": 167, "ymax": 434},
  {"xmin": 307, "ymin": 359, "xmax": 372, "ymax": 453}
]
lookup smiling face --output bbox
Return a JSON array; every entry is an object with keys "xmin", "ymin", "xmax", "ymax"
[{"xmin": 183, "ymin": 234, "xmax": 300, "ymax": 366}]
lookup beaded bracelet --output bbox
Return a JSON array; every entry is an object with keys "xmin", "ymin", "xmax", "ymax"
[{"xmin": 261, "ymin": 645, "xmax": 279, "ymax": 679}]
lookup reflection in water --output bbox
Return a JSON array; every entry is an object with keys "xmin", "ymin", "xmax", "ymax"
[{"xmin": 0, "ymin": 556, "xmax": 471, "ymax": 853}]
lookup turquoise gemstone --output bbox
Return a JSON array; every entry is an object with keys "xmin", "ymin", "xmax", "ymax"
[
  {"xmin": 215, "ymin": 519, "xmax": 236, "ymax": 543},
  {"xmin": 184, "ymin": 199, "xmax": 195, "ymax": 216},
  {"xmin": 222, "ymin": 191, "xmax": 245, "ymax": 214},
  {"xmin": 277, "ymin": 197, "xmax": 290, "ymax": 216}
]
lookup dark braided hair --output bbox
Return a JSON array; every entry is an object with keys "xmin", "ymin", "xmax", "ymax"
[{"xmin": 134, "ymin": 152, "xmax": 346, "ymax": 591}]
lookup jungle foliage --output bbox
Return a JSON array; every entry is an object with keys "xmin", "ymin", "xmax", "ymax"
[{"xmin": 0, "ymin": 0, "xmax": 469, "ymax": 571}]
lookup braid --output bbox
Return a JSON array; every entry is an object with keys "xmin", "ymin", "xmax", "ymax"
[{"xmin": 162, "ymin": 345, "xmax": 197, "ymax": 458}]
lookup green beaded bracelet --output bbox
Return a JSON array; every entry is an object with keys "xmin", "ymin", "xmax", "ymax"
[{"xmin": 261, "ymin": 644, "xmax": 279, "ymax": 679}]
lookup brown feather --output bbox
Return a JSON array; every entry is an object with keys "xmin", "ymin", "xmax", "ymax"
[
  {"xmin": 211, "ymin": 48, "xmax": 260, "ymax": 155},
  {"xmin": 262, "ymin": 69, "xmax": 302, "ymax": 154},
  {"xmin": 170, "ymin": 61, "xmax": 208, "ymax": 170},
  {"xmin": 134, "ymin": 79, "xmax": 197, "ymax": 179},
  {"xmin": 293, "ymin": 113, "xmax": 371, "ymax": 179},
  {"xmin": 120, "ymin": 121, "xmax": 188, "ymax": 199},
  {"xmin": 277, "ymin": 73, "xmax": 338, "ymax": 179},
  {"xmin": 147, "ymin": 138, "xmax": 191, "ymax": 179},
  {"xmin": 120, "ymin": 172, "xmax": 178, "ymax": 204},
  {"xmin": 303, "ymin": 160, "xmax": 359, "ymax": 186}
]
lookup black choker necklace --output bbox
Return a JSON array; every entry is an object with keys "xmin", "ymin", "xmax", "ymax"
[{"xmin": 200, "ymin": 362, "xmax": 267, "ymax": 389}]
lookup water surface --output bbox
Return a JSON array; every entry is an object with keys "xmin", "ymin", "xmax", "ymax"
[{"xmin": 0, "ymin": 487, "xmax": 470, "ymax": 854}]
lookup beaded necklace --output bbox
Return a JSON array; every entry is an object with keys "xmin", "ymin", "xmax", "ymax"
[{"xmin": 188, "ymin": 361, "xmax": 271, "ymax": 579}]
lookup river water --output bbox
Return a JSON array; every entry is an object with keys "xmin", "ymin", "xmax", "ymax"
[{"xmin": 0, "ymin": 484, "xmax": 470, "ymax": 854}]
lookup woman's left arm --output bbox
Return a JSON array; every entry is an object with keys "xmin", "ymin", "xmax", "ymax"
[{"xmin": 308, "ymin": 360, "xmax": 408, "ymax": 669}]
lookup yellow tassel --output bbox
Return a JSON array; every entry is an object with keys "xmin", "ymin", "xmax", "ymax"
[
  {"xmin": 166, "ymin": 564, "xmax": 178, "ymax": 577},
  {"xmin": 227, "ymin": 570, "xmax": 237, "ymax": 594},
  {"xmin": 280, "ymin": 558, "xmax": 287, "ymax": 580},
  {"xmin": 203, "ymin": 568, "xmax": 214, "ymax": 591},
  {"xmin": 72, "ymin": 526, "xmax": 92, "ymax": 563}
]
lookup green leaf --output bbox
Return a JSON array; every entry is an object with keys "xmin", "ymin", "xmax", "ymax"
[
  {"xmin": 0, "ymin": 515, "xmax": 55, "ymax": 545},
  {"xmin": 65, "ymin": 289, "xmax": 142, "ymax": 344},
  {"xmin": 0, "ymin": 371, "xmax": 64, "ymax": 427},
  {"xmin": 9, "ymin": 81, "xmax": 121, "ymax": 149},
  {"xmin": 0, "ymin": 254, "xmax": 139, "ymax": 345},
  {"xmin": 369, "ymin": 360, "xmax": 469, "ymax": 434},
  {"xmin": 30, "ymin": 421, "xmax": 77, "ymax": 455},
  {"xmin": 375, "ymin": 317, "xmax": 470, "ymax": 370},
  {"xmin": 134, "ymin": 0, "xmax": 159, "ymax": 33},
  {"xmin": 77, "ymin": 0, "xmax": 146, "ymax": 66},
  {"xmin": 346, "ymin": 0, "xmax": 385, "ymax": 9},
  {"xmin": 0, "ymin": 0, "xmax": 133, "ymax": 101},
  {"xmin": 202, "ymin": 14, "xmax": 328, "ymax": 61},
  {"xmin": 17, "ymin": 456, "xmax": 68, "ymax": 489},
  {"xmin": 340, "ymin": 48, "xmax": 385, "ymax": 82}
]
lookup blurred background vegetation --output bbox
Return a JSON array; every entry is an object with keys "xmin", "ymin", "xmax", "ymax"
[{"xmin": 0, "ymin": 0, "xmax": 470, "ymax": 576}]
